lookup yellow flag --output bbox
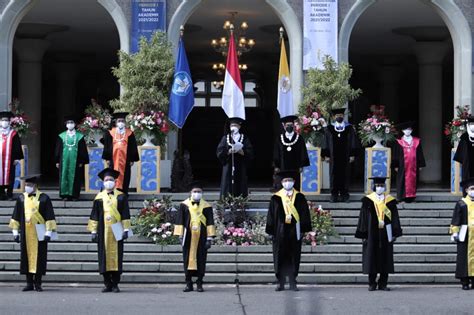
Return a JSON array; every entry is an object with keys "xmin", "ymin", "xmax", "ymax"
[{"xmin": 277, "ymin": 37, "xmax": 293, "ymax": 118}]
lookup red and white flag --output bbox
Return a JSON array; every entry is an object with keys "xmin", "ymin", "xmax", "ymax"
[{"xmin": 221, "ymin": 33, "xmax": 245, "ymax": 120}]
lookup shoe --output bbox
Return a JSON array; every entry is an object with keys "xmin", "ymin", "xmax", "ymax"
[
  {"xmin": 378, "ymin": 284, "xmax": 390, "ymax": 291},
  {"xmin": 35, "ymin": 285, "xmax": 43, "ymax": 292},
  {"xmin": 330, "ymin": 195, "xmax": 338, "ymax": 203},
  {"xmin": 22, "ymin": 285, "xmax": 34, "ymax": 292},
  {"xmin": 462, "ymin": 284, "xmax": 470, "ymax": 290},
  {"xmin": 275, "ymin": 283, "xmax": 285, "ymax": 291},
  {"xmin": 183, "ymin": 282, "xmax": 193, "ymax": 292},
  {"xmin": 112, "ymin": 286, "xmax": 120, "ymax": 293},
  {"xmin": 101, "ymin": 286, "xmax": 112, "ymax": 293},
  {"xmin": 342, "ymin": 194, "xmax": 350, "ymax": 203},
  {"xmin": 368, "ymin": 284, "xmax": 377, "ymax": 291},
  {"xmin": 289, "ymin": 283, "xmax": 299, "ymax": 291},
  {"xmin": 196, "ymin": 282, "xmax": 204, "ymax": 292}
]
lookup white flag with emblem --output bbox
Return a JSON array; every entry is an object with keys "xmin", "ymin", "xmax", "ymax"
[{"xmin": 277, "ymin": 37, "xmax": 293, "ymax": 118}]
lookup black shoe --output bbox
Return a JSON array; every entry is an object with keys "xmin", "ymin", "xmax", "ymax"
[
  {"xmin": 342, "ymin": 194, "xmax": 350, "ymax": 203},
  {"xmin": 102, "ymin": 286, "xmax": 112, "ymax": 293},
  {"xmin": 183, "ymin": 282, "xmax": 193, "ymax": 292},
  {"xmin": 330, "ymin": 195, "xmax": 338, "ymax": 203},
  {"xmin": 368, "ymin": 284, "xmax": 377, "ymax": 291},
  {"xmin": 462, "ymin": 284, "xmax": 470, "ymax": 290},
  {"xmin": 112, "ymin": 285, "xmax": 120, "ymax": 293},
  {"xmin": 378, "ymin": 284, "xmax": 390, "ymax": 291},
  {"xmin": 196, "ymin": 283, "xmax": 204, "ymax": 293},
  {"xmin": 289, "ymin": 283, "xmax": 299, "ymax": 291},
  {"xmin": 35, "ymin": 285, "xmax": 43, "ymax": 292},
  {"xmin": 22, "ymin": 285, "xmax": 34, "ymax": 292},
  {"xmin": 275, "ymin": 283, "xmax": 285, "ymax": 291}
]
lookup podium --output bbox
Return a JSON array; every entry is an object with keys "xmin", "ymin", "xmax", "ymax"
[
  {"xmin": 300, "ymin": 147, "xmax": 322, "ymax": 195},
  {"xmin": 364, "ymin": 147, "xmax": 391, "ymax": 194}
]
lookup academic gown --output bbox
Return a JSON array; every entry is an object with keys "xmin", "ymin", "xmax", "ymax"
[
  {"xmin": 216, "ymin": 134, "xmax": 254, "ymax": 198},
  {"xmin": 273, "ymin": 132, "xmax": 310, "ymax": 190},
  {"xmin": 102, "ymin": 128, "xmax": 139, "ymax": 194},
  {"xmin": 0, "ymin": 130, "xmax": 23, "ymax": 192},
  {"xmin": 321, "ymin": 124, "xmax": 360, "ymax": 194},
  {"xmin": 265, "ymin": 191, "xmax": 312, "ymax": 280},
  {"xmin": 173, "ymin": 199, "xmax": 216, "ymax": 278},
  {"xmin": 450, "ymin": 198, "xmax": 474, "ymax": 279},
  {"xmin": 454, "ymin": 133, "xmax": 474, "ymax": 182},
  {"xmin": 355, "ymin": 195, "xmax": 403, "ymax": 274},
  {"xmin": 54, "ymin": 131, "xmax": 89, "ymax": 199},
  {"xmin": 392, "ymin": 137, "xmax": 426, "ymax": 200},
  {"xmin": 87, "ymin": 190, "xmax": 131, "ymax": 275},
  {"xmin": 9, "ymin": 192, "xmax": 56, "ymax": 275}
]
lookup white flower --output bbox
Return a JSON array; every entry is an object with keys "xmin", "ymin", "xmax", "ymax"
[
  {"xmin": 162, "ymin": 234, "xmax": 167, "ymax": 239},
  {"xmin": 151, "ymin": 227, "xmax": 158, "ymax": 233},
  {"xmin": 166, "ymin": 231, "xmax": 172, "ymax": 236},
  {"xmin": 157, "ymin": 228, "xmax": 163, "ymax": 233},
  {"xmin": 165, "ymin": 222, "xmax": 172, "ymax": 227}
]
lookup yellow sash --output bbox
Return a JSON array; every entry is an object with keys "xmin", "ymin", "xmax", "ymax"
[
  {"xmin": 24, "ymin": 191, "xmax": 44, "ymax": 225},
  {"xmin": 276, "ymin": 189, "xmax": 300, "ymax": 224},
  {"xmin": 462, "ymin": 197, "xmax": 474, "ymax": 276},
  {"xmin": 95, "ymin": 190, "xmax": 123, "ymax": 223},
  {"xmin": 182, "ymin": 198, "xmax": 210, "ymax": 270},
  {"xmin": 367, "ymin": 192, "xmax": 394, "ymax": 224}
]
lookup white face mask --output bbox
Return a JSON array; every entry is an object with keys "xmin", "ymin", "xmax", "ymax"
[
  {"xmin": 1, "ymin": 121, "xmax": 9, "ymax": 128},
  {"xmin": 402, "ymin": 129, "xmax": 412, "ymax": 136},
  {"xmin": 191, "ymin": 192, "xmax": 202, "ymax": 201},
  {"xmin": 116, "ymin": 122, "xmax": 125, "ymax": 129},
  {"xmin": 25, "ymin": 186, "xmax": 35, "ymax": 194},
  {"xmin": 468, "ymin": 191, "xmax": 474, "ymax": 198},
  {"xmin": 282, "ymin": 181, "xmax": 294, "ymax": 191},
  {"xmin": 375, "ymin": 186, "xmax": 386, "ymax": 195},
  {"xmin": 66, "ymin": 123, "xmax": 75, "ymax": 131},
  {"xmin": 469, "ymin": 124, "xmax": 474, "ymax": 132},
  {"xmin": 230, "ymin": 126, "xmax": 239, "ymax": 134},
  {"xmin": 103, "ymin": 180, "xmax": 115, "ymax": 190}
]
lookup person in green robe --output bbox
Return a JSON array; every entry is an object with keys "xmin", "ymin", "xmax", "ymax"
[{"xmin": 54, "ymin": 115, "xmax": 89, "ymax": 200}]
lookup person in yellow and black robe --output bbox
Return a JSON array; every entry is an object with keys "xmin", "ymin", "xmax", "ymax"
[
  {"xmin": 174, "ymin": 181, "xmax": 216, "ymax": 293},
  {"xmin": 450, "ymin": 178, "xmax": 474, "ymax": 290},
  {"xmin": 355, "ymin": 177, "xmax": 403, "ymax": 291},
  {"xmin": 87, "ymin": 168, "xmax": 131, "ymax": 293},
  {"xmin": 9, "ymin": 175, "xmax": 56, "ymax": 292},
  {"xmin": 266, "ymin": 170, "xmax": 312, "ymax": 292}
]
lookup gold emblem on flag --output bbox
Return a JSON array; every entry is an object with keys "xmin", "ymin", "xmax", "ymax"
[{"xmin": 280, "ymin": 76, "xmax": 291, "ymax": 93}]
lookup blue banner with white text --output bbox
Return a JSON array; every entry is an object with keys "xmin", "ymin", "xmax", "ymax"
[{"xmin": 131, "ymin": 0, "xmax": 166, "ymax": 53}]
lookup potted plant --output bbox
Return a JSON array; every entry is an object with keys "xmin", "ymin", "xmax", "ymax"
[
  {"xmin": 77, "ymin": 99, "xmax": 112, "ymax": 147},
  {"xmin": 358, "ymin": 105, "xmax": 396, "ymax": 148}
]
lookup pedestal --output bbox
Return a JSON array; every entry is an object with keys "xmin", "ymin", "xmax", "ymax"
[
  {"xmin": 137, "ymin": 145, "xmax": 161, "ymax": 194},
  {"xmin": 13, "ymin": 145, "xmax": 28, "ymax": 192},
  {"xmin": 451, "ymin": 148, "xmax": 462, "ymax": 196},
  {"xmin": 85, "ymin": 147, "xmax": 106, "ymax": 193},
  {"xmin": 300, "ymin": 147, "xmax": 322, "ymax": 195},
  {"xmin": 364, "ymin": 147, "xmax": 391, "ymax": 194}
]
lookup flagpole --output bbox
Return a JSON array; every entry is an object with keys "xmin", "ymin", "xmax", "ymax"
[
  {"xmin": 230, "ymin": 24, "xmax": 235, "ymax": 197},
  {"xmin": 177, "ymin": 25, "xmax": 185, "ymax": 156}
]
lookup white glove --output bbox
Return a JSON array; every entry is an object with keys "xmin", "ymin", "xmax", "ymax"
[
  {"xmin": 45, "ymin": 230, "xmax": 52, "ymax": 237},
  {"xmin": 232, "ymin": 142, "xmax": 243, "ymax": 152},
  {"xmin": 12, "ymin": 229, "xmax": 19, "ymax": 236},
  {"xmin": 451, "ymin": 233, "xmax": 459, "ymax": 242}
]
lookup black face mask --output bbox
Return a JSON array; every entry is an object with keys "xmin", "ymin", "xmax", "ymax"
[
  {"xmin": 285, "ymin": 125, "xmax": 294, "ymax": 133},
  {"xmin": 335, "ymin": 117, "xmax": 344, "ymax": 123}
]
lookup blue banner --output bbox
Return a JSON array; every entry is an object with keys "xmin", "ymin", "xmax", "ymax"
[
  {"xmin": 169, "ymin": 38, "xmax": 194, "ymax": 128},
  {"xmin": 131, "ymin": 0, "xmax": 166, "ymax": 53}
]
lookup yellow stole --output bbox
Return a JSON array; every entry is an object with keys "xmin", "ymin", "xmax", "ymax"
[
  {"xmin": 182, "ymin": 198, "xmax": 210, "ymax": 270},
  {"xmin": 24, "ymin": 191, "xmax": 43, "ymax": 273},
  {"xmin": 276, "ymin": 189, "xmax": 300, "ymax": 224},
  {"xmin": 367, "ymin": 193, "xmax": 394, "ymax": 229},
  {"xmin": 461, "ymin": 197, "xmax": 474, "ymax": 276}
]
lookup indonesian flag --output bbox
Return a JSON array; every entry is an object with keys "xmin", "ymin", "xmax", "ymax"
[
  {"xmin": 221, "ymin": 33, "xmax": 245, "ymax": 120},
  {"xmin": 277, "ymin": 37, "xmax": 293, "ymax": 118}
]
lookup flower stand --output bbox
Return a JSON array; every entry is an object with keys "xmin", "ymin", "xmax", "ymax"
[
  {"xmin": 84, "ymin": 146, "xmax": 106, "ymax": 193},
  {"xmin": 364, "ymin": 147, "xmax": 391, "ymax": 194},
  {"xmin": 451, "ymin": 148, "xmax": 462, "ymax": 196},
  {"xmin": 13, "ymin": 145, "xmax": 28, "ymax": 192},
  {"xmin": 300, "ymin": 147, "xmax": 322, "ymax": 195}
]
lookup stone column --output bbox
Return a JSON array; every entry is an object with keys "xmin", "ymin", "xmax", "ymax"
[
  {"xmin": 378, "ymin": 64, "xmax": 403, "ymax": 123},
  {"xmin": 14, "ymin": 39, "xmax": 50, "ymax": 174}
]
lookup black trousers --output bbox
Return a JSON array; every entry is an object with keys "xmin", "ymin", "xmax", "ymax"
[
  {"xmin": 102, "ymin": 271, "xmax": 121, "ymax": 287},
  {"xmin": 0, "ymin": 182, "xmax": 14, "ymax": 198},
  {"xmin": 185, "ymin": 274, "xmax": 203, "ymax": 283},
  {"xmin": 26, "ymin": 273, "xmax": 42, "ymax": 286},
  {"xmin": 369, "ymin": 273, "xmax": 388, "ymax": 286}
]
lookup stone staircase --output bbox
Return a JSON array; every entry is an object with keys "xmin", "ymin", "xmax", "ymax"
[{"xmin": 0, "ymin": 191, "xmax": 460, "ymax": 284}]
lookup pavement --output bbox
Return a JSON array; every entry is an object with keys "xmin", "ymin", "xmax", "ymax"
[{"xmin": 1, "ymin": 284, "xmax": 474, "ymax": 315}]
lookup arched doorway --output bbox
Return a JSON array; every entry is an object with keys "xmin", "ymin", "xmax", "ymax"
[
  {"xmin": 340, "ymin": 0, "xmax": 472, "ymax": 186},
  {"xmin": 168, "ymin": 0, "xmax": 303, "ymax": 187}
]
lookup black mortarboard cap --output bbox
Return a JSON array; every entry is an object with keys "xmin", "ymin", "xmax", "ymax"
[
  {"xmin": 467, "ymin": 116, "xmax": 474, "ymax": 123},
  {"xmin": 0, "ymin": 111, "xmax": 14, "ymax": 119},
  {"xmin": 228, "ymin": 117, "xmax": 244, "ymax": 125},
  {"xmin": 280, "ymin": 115, "xmax": 298, "ymax": 123},
  {"xmin": 112, "ymin": 112, "xmax": 129, "ymax": 120},
  {"xmin": 461, "ymin": 178, "xmax": 474, "ymax": 190},
  {"xmin": 331, "ymin": 108, "xmax": 346, "ymax": 115},
  {"xmin": 21, "ymin": 174, "xmax": 41, "ymax": 184},
  {"xmin": 97, "ymin": 168, "xmax": 120, "ymax": 180},
  {"xmin": 396, "ymin": 121, "xmax": 415, "ymax": 131},
  {"xmin": 64, "ymin": 114, "xmax": 78, "ymax": 123},
  {"xmin": 369, "ymin": 177, "xmax": 389, "ymax": 185},
  {"xmin": 276, "ymin": 170, "xmax": 298, "ymax": 181}
]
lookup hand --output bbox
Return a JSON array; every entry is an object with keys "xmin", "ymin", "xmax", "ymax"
[
  {"xmin": 228, "ymin": 149, "xmax": 235, "ymax": 154},
  {"xmin": 324, "ymin": 157, "xmax": 330, "ymax": 163},
  {"xmin": 14, "ymin": 235, "xmax": 20, "ymax": 243},
  {"xmin": 55, "ymin": 163, "xmax": 60, "ymax": 169},
  {"xmin": 274, "ymin": 168, "xmax": 280, "ymax": 174},
  {"xmin": 130, "ymin": 162, "xmax": 134, "ymax": 166},
  {"xmin": 91, "ymin": 233, "xmax": 98, "ymax": 243},
  {"xmin": 13, "ymin": 160, "xmax": 19, "ymax": 166},
  {"xmin": 349, "ymin": 156, "xmax": 355, "ymax": 163},
  {"xmin": 394, "ymin": 167, "xmax": 398, "ymax": 172},
  {"xmin": 44, "ymin": 235, "xmax": 51, "ymax": 242},
  {"xmin": 451, "ymin": 233, "xmax": 459, "ymax": 243},
  {"xmin": 107, "ymin": 160, "xmax": 111, "ymax": 167},
  {"xmin": 122, "ymin": 231, "xmax": 129, "ymax": 240},
  {"xmin": 238, "ymin": 149, "xmax": 244, "ymax": 155},
  {"xmin": 268, "ymin": 235, "xmax": 273, "ymax": 241},
  {"xmin": 205, "ymin": 240, "xmax": 212, "ymax": 250},
  {"xmin": 79, "ymin": 164, "xmax": 83, "ymax": 168}
]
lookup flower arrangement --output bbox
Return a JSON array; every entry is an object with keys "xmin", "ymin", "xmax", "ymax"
[
  {"xmin": 297, "ymin": 106, "xmax": 328, "ymax": 147},
  {"xmin": 78, "ymin": 99, "xmax": 112, "ymax": 145},
  {"xmin": 444, "ymin": 105, "xmax": 470, "ymax": 146},
  {"xmin": 221, "ymin": 225, "xmax": 255, "ymax": 246},
  {"xmin": 357, "ymin": 105, "xmax": 396, "ymax": 146},
  {"xmin": 215, "ymin": 194, "xmax": 250, "ymax": 227},
  {"xmin": 303, "ymin": 203, "xmax": 338, "ymax": 247},
  {"xmin": 127, "ymin": 110, "xmax": 170, "ymax": 146},
  {"xmin": 9, "ymin": 98, "xmax": 33, "ymax": 138},
  {"xmin": 149, "ymin": 222, "xmax": 180, "ymax": 245}
]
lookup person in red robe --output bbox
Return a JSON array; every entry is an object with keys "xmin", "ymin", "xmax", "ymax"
[
  {"xmin": 392, "ymin": 121, "xmax": 426, "ymax": 203},
  {"xmin": 102, "ymin": 112, "xmax": 139, "ymax": 194}
]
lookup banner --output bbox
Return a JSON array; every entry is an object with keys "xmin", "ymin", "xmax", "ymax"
[
  {"xmin": 303, "ymin": 0, "xmax": 338, "ymax": 70},
  {"xmin": 131, "ymin": 0, "xmax": 166, "ymax": 53}
]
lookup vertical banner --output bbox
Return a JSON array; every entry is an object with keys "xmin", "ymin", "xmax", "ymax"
[
  {"xmin": 303, "ymin": 0, "xmax": 338, "ymax": 70},
  {"xmin": 131, "ymin": 0, "xmax": 166, "ymax": 53}
]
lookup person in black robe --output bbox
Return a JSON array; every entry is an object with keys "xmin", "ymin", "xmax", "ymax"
[
  {"xmin": 322, "ymin": 108, "xmax": 360, "ymax": 203},
  {"xmin": 54, "ymin": 115, "xmax": 89, "ymax": 200},
  {"xmin": 216, "ymin": 117, "xmax": 254, "ymax": 198},
  {"xmin": 87, "ymin": 168, "xmax": 131, "ymax": 293},
  {"xmin": 392, "ymin": 121, "xmax": 426, "ymax": 203},
  {"xmin": 273, "ymin": 115, "xmax": 310, "ymax": 190},
  {"xmin": 266, "ymin": 170, "xmax": 312, "ymax": 291},
  {"xmin": 173, "ymin": 181, "xmax": 216, "ymax": 292},
  {"xmin": 9, "ymin": 175, "xmax": 56, "ymax": 292},
  {"xmin": 0, "ymin": 111, "xmax": 24, "ymax": 200},
  {"xmin": 454, "ymin": 116, "xmax": 474, "ymax": 196},
  {"xmin": 102, "ymin": 112, "xmax": 139, "ymax": 194},
  {"xmin": 355, "ymin": 177, "xmax": 403, "ymax": 291},
  {"xmin": 450, "ymin": 178, "xmax": 474, "ymax": 290}
]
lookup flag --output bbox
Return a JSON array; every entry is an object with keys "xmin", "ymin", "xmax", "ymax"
[
  {"xmin": 169, "ymin": 37, "xmax": 194, "ymax": 129},
  {"xmin": 221, "ymin": 33, "xmax": 245, "ymax": 120},
  {"xmin": 277, "ymin": 37, "xmax": 293, "ymax": 118}
]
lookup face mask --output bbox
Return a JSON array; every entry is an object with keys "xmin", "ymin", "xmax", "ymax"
[
  {"xmin": 335, "ymin": 117, "xmax": 344, "ymax": 123},
  {"xmin": 117, "ymin": 122, "xmax": 125, "ymax": 129},
  {"xmin": 469, "ymin": 125, "xmax": 474, "ymax": 132},
  {"xmin": 1, "ymin": 121, "xmax": 9, "ymax": 128},
  {"xmin": 375, "ymin": 186, "xmax": 386, "ymax": 195},
  {"xmin": 285, "ymin": 125, "xmax": 294, "ymax": 133},
  {"xmin": 103, "ymin": 180, "xmax": 115, "ymax": 190},
  {"xmin": 230, "ymin": 126, "xmax": 239, "ymax": 134},
  {"xmin": 66, "ymin": 123, "xmax": 75, "ymax": 131},
  {"xmin": 25, "ymin": 186, "xmax": 35, "ymax": 194},
  {"xmin": 282, "ymin": 181, "xmax": 294, "ymax": 191},
  {"xmin": 191, "ymin": 192, "xmax": 202, "ymax": 201},
  {"xmin": 468, "ymin": 191, "xmax": 474, "ymax": 198},
  {"xmin": 403, "ymin": 129, "xmax": 412, "ymax": 136}
]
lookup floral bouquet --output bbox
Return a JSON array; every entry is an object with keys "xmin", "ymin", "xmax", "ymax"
[
  {"xmin": 221, "ymin": 225, "xmax": 255, "ymax": 246},
  {"xmin": 78, "ymin": 99, "xmax": 112, "ymax": 145},
  {"xmin": 9, "ymin": 98, "xmax": 34, "ymax": 138},
  {"xmin": 127, "ymin": 110, "xmax": 169, "ymax": 146},
  {"xmin": 303, "ymin": 202, "xmax": 338, "ymax": 247},
  {"xmin": 357, "ymin": 105, "xmax": 396, "ymax": 146},
  {"xmin": 297, "ymin": 106, "xmax": 328, "ymax": 147},
  {"xmin": 444, "ymin": 105, "xmax": 470, "ymax": 146},
  {"xmin": 149, "ymin": 222, "xmax": 180, "ymax": 245}
]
